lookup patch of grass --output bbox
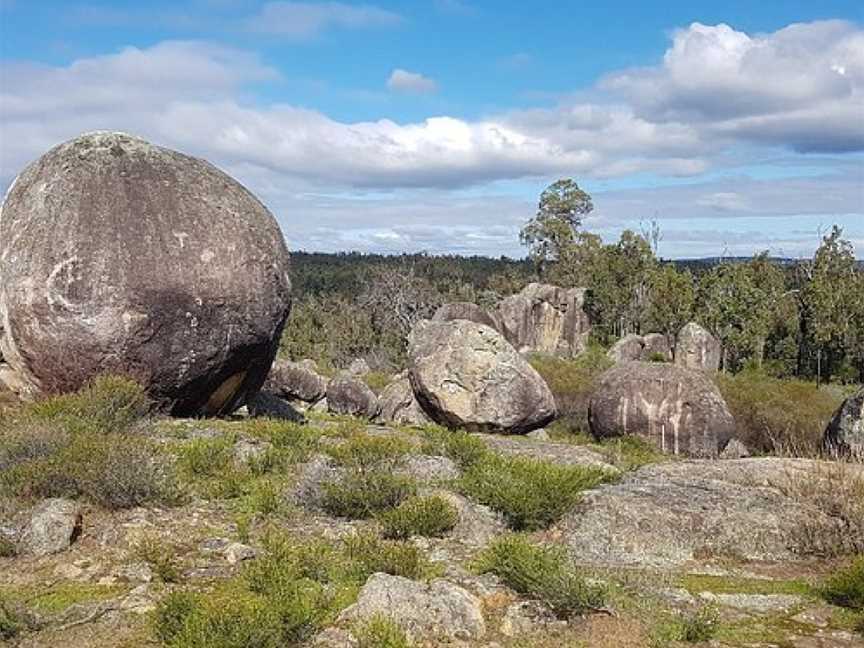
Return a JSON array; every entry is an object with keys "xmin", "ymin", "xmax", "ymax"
[
  {"xmin": 715, "ymin": 369, "xmax": 845, "ymax": 455},
  {"xmin": 176, "ymin": 437, "xmax": 235, "ymax": 477},
  {"xmin": 420, "ymin": 426, "xmax": 488, "ymax": 469},
  {"xmin": 475, "ymin": 534, "xmax": 607, "ymax": 617},
  {"xmin": 529, "ymin": 345, "xmax": 613, "ymax": 437},
  {"xmin": 133, "ymin": 536, "xmax": 183, "ymax": 583},
  {"xmin": 4, "ymin": 582, "xmax": 121, "ymax": 615},
  {"xmin": 242, "ymin": 419, "xmax": 321, "ymax": 465},
  {"xmin": 325, "ymin": 434, "xmax": 412, "ymax": 470},
  {"xmin": 362, "ymin": 371, "xmax": 392, "ymax": 395},
  {"xmin": 354, "ymin": 614, "xmax": 412, "ymax": 648},
  {"xmin": 822, "ymin": 555, "xmax": 864, "ymax": 610},
  {"xmin": 241, "ymin": 478, "xmax": 283, "ymax": 517},
  {"xmin": 377, "ymin": 495, "xmax": 458, "ymax": 540},
  {"xmin": 678, "ymin": 573, "xmax": 813, "ymax": 597},
  {"xmin": 459, "ymin": 453, "xmax": 613, "ymax": 530},
  {"xmin": 651, "ymin": 606, "xmax": 719, "ymax": 644},
  {"xmin": 343, "ymin": 532, "xmax": 436, "ymax": 581},
  {"xmin": 594, "ymin": 436, "xmax": 667, "ymax": 472}
]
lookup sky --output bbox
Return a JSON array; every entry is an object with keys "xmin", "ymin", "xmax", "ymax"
[{"xmin": 1, "ymin": 0, "xmax": 863, "ymax": 259}]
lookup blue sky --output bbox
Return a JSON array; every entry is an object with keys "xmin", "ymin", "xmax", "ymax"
[{"xmin": 1, "ymin": 0, "xmax": 863, "ymax": 258}]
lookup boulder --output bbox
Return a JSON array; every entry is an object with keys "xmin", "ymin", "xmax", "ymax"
[
  {"xmin": 326, "ymin": 373, "xmax": 379, "ymax": 419},
  {"xmin": 720, "ymin": 438, "xmax": 751, "ymax": 459},
  {"xmin": 346, "ymin": 358, "xmax": 371, "ymax": 377},
  {"xmin": 432, "ymin": 302, "xmax": 500, "ymax": 330},
  {"xmin": 18, "ymin": 498, "xmax": 82, "ymax": 556},
  {"xmin": 588, "ymin": 362, "xmax": 735, "ymax": 457},
  {"xmin": 338, "ymin": 572, "xmax": 486, "ymax": 641},
  {"xmin": 641, "ymin": 333, "xmax": 673, "ymax": 362},
  {"xmin": 561, "ymin": 459, "xmax": 864, "ymax": 567},
  {"xmin": 408, "ymin": 320, "xmax": 556, "ymax": 434},
  {"xmin": 494, "ymin": 283, "xmax": 590, "ymax": 358},
  {"xmin": 246, "ymin": 390, "xmax": 305, "ymax": 422},
  {"xmin": 824, "ymin": 387, "xmax": 864, "ymax": 458},
  {"xmin": 264, "ymin": 359, "xmax": 327, "ymax": 403},
  {"xmin": 0, "ymin": 132, "xmax": 291, "ymax": 416},
  {"xmin": 607, "ymin": 334, "xmax": 645, "ymax": 363},
  {"xmin": 377, "ymin": 372, "xmax": 431, "ymax": 426},
  {"xmin": 675, "ymin": 322, "xmax": 721, "ymax": 372}
]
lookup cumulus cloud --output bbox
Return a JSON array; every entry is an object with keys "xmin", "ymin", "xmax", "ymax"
[
  {"xmin": 603, "ymin": 20, "xmax": 864, "ymax": 152},
  {"xmin": 386, "ymin": 68, "xmax": 439, "ymax": 94},
  {"xmin": 245, "ymin": 1, "xmax": 401, "ymax": 38}
]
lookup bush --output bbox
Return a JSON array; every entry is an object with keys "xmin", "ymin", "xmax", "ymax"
[
  {"xmin": 679, "ymin": 606, "xmax": 719, "ymax": 642},
  {"xmin": 475, "ymin": 534, "xmax": 606, "ymax": 617},
  {"xmin": 154, "ymin": 591, "xmax": 198, "ymax": 644},
  {"xmin": 420, "ymin": 426, "xmax": 487, "ymax": 469},
  {"xmin": 176, "ymin": 437, "xmax": 235, "ymax": 477},
  {"xmin": 715, "ymin": 370, "xmax": 846, "ymax": 455},
  {"xmin": 133, "ymin": 536, "xmax": 182, "ymax": 583},
  {"xmin": 529, "ymin": 346, "xmax": 613, "ymax": 436},
  {"xmin": 459, "ymin": 453, "xmax": 613, "ymax": 530},
  {"xmin": 243, "ymin": 420, "xmax": 321, "ymax": 465},
  {"xmin": 377, "ymin": 495, "xmax": 458, "ymax": 540},
  {"xmin": 343, "ymin": 532, "xmax": 434, "ymax": 581},
  {"xmin": 325, "ymin": 434, "xmax": 412, "ymax": 471},
  {"xmin": 354, "ymin": 614, "xmax": 411, "ymax": 648},
  {"xmin": 822, "ymin": 556, "xmax": 864, "ymax": 610},
  {"xmin": 322, "ymin": 473, "xmax": 417, "ymax": 519},
  {"xmin": 362, "ymin": 371, "xmax": 392, "ymax": 395}
]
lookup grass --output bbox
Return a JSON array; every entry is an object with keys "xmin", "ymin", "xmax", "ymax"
[
  {"xmin": 475, "ymin": 534, "xmax": 607, "ymax": 617},
  {"xmin": 650, "ymin": 606, "xmax": 719, "ymax": 644},
  {"xmin": 529, "ymin": 345, "xmax": 613, "ymax": 437},
  {"xmin": 1, "ymin": 582, "xmax": 122, "ymax": 615},
  {"xmin": 153, "ymin": 531, "xmax": 433, "ymax": 648},
  {"xmin": 715, "ymin": 369, "xmax": 847, "ymax": 455},
  {"xmin": 354, "ymin": 614, "xmax": 412, "ymax": 648},
  {"xmin": 420, "ymin": 426, "xmax": 487, "ymax": 469},
  {"xmin": 377, "ymin": 495, "xmax": 458, "ymax": 540},
  {"xmin": 362, "ymin": 371, "xmax": 393, "ymax": 395},
  {"xmin": 459, "ymin": 452, "xmax": 613, "ymax": 530},
  {"xmin": 822, "ymin": 555, "xmax": 864, "ymax": 610}
]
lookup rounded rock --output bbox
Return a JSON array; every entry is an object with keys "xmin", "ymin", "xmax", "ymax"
[{"xmin": 0, "ymin": 132, "xmax": 291, "ymax": 415}]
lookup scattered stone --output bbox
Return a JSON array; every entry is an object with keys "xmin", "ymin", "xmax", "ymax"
[
  {"xmin": 327, "ymin": 373, "xmax": 380, "ymax": 419},
  {"xmin": 18, "ymin": 499, "xmax": 82, "ymax": 557},
  {"xmin": 499, "ymin": 601, "xmax": 562, "ymax": 638},
  {"xmin": 494, "ymin": 283, "xmax": 591, "ymax": 358},
  {"xmin": 264, "ymin": 358, "xmax": 328, "ymax": 403},
  {"xmin": 720, "ymin": 438, "xmax": 751, "ymax": 459},
  {"xmin": 561, "ymin": 458, "xmax": 864, "ymax": 568},
  {"xmin": 408, "ymin": 319, "xmax": 556, "ymax": 434},
  {"xmin": 246, "ymin": 390, "xmax": 306, "ymax": 422},
  {"xmin": 433, "ymin": 302, "xmax": 500, "ymax": 331},
  {"xmin": 377, "ymin": 372, "xmax": 431, "ymax": 426},
  {"xmin": 338, "ymin": 573, "xmax": 486, "ymax": 641},
  {"xmin": 823, "ymin": 387, "xmax": 864, "ymax": 458},
  {"xmin": 115, "ymin": 562, "xmax": 153, "ymax": 583},
  {"xmin": 224, "ymin": 542, "xmax": 257, "ymax": 564},
  {"xmin": 526, "ymin": 428, "xmax": 550, "ymax": 441},
  {"xmin": 675, "ymin": 322, "xmax": 721, "ymax": 372},
  {"xmin": 0, "ymin": 131, "xmax": 291, "ymax": 415},
  {"xmin": 588, "ymin": 361, "xmax": 735, "ymax": 457}
]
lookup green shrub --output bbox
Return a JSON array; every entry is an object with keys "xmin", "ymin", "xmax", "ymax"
[
  {"xmin": 0, "ymin": 596, "xmax": 24, "ymax": 641},
  {"xmin": 325, "ymin": 434, "xmax": 411, "ymax": 471},
  {"xmin": 679, "ymin": 606, "xmax": 719, "ymax": 642},
  {"xmin": 598, "ymin": 435, "xmax": 667, "ymax": 471},
  {"xmin": 176, "ymin": 437, "xmax": 235, "ymax": 477},
  {"xmin": 362, "ymin": 371, "xmax": 392, "ymax": 395},
  {"xmin": 322, "ymin": 473, "xmax": 417, "ymax": 519},
  {"xmin": 377, "ymin": 495, "xmax": 458, "ymax": 540},
  {"xmin": 647, "ymin": 352, "xmax": 669, "ymax": 363},
  {"xmin": 529, "ymin": 346, "xmax": 613, "ymax": 436},
  {"xmin": 243, "ymin": 420, "xmax": 321, "ymax": 464},
  {"xmin": 475, "ymin": 535, "xmax": 606, "ymax": 617},
  {"xmin": 133, "ymin": 536, "xmax": 182, "ymax": 583},
  {"xmin": 153, "ymin": 591, "xmax": 198, "ymax": 644},
  {"xmin": 822, "ymin": 556, "xmax": 864, "ymax": 610},
  {"xmin": 459, "ymin": 453, "xmax": 612, "ymax": 530},
  {"xmin": 420, "ymin": 426, "xmax": 488, "ymax": 469},
  {"xmin": 354, "ymin": 614, "xmax": 411, "ymax": 648},
  {"xmin": 241, "ymin": 479, "xmax": 283, "ymax": 517},
  {"xmin": 343, "ymin": 532, "xmax": 434, "ymax": 581},
  {"xmin": 715, "ymin": 370, "xmax": 845, "ymax": 455}
]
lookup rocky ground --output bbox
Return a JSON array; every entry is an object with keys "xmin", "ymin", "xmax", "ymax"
[{"xmin": 2, "ymin": 410, "xmax": 863, "ymax": 648}]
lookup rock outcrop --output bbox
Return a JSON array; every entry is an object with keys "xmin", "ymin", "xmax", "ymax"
[
  {"xmin": 377, "ymin": 372, "xmax": 431, "ymax": 426},
  {"xmin": 432, "ymin": 302, "xmax": 500, "ymax": 330},
  {"xmin": 588, "ymin": 362, "xmax": 735, "ymax": 457},
  {"xmin": 824, "ymin": 387, "xmax": 864, "ymax": 458},
  {"xmin": 674, "ymin": 322, "xmax": 721, "ymax": 372},
  {"xmin": 408, "ymin": 320, "xmax": 556, "ymax": 434},
  {"xmin": 0, "ymin": 132, "xmax": 291, "ymax": 416},
  {"xmin": 561, "ymin": 459, "xmax": 864, "ymax": 567},
  {"xmin": 338, "ymin": 572, "xmax": 486, "ymax": 641},
  {"xmin": 607, "ymin": 333, "xmax": 673, "ymax": 363},
  {"xmin": 494, "ymin": 283, "xmax": 590, "ymax": 358},
  {"xmin": 326, "ymin": 373, "xmax": 379, "ymax": 419},
  {"xmin": 264, "ymin": 359, "xmax": 328, "ymax": 404}
]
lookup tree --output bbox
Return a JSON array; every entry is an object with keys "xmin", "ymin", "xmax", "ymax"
[
  {"xmin": 644, "ymin": 264, "xmax": 695, "ymax": 341},
  {"xmin": 520, "ymin": 179, "xmax": 593, "ymax": 278}
]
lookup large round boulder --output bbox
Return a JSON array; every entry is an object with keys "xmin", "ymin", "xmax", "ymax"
[
  {"xmin": 588, "ymin": 362, "xmax": 735, "ymax": 457},
  {"xmin": 824, "ymin": 387, "xmax": 864, "ymax": 458},
  {"xmin": 264, "ymin": 359, "xmax": 328, "ymax": 404},
  {"xmin": 0, "ymin": 132, "xmax": 291, "ymax": 415},
  {"xmin": 377, "ymin": 371, "xmax": 431, "ymax": 426},
  {"xmin": 674, "ymin": 322, "xmax": 721, "ymax": 372},
  {"xmin": 408, "ymin": 319, "xmax": 556, "ymax": 434},
  {"xmin": 432, "ymin": 302, "xmax": 500, "ymax": 330},
  {"xmin": 326, "ymin": 373, "xmax": 379, "ymax": 419}
]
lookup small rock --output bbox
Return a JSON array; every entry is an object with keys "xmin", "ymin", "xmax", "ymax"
[
  {"xmin": 292, "ymin": 454, "xmax": 345, "ymax": 510},
  {"xmin": 720, "ymin": 439, "xmax": 750, "ymax": 459},
  {"xmin": 53, "ymin": 563, "xmax": 86, "ymax": 580},
  {"xmin": 199, "ymin": 537, "xmax": 231, "ymax": 552},
  {"xmin": 115, "ymin": 561, "xmax": 153, "ymax": 583},
  {"xmin": 232, "ymin": 438, "xmax": 272, "ymax": 467},
  {"xmin": 120, "ymin": 584, "xmax": 156, "ymax": 614},
  {"xmin": 526, "ymin": 428, "xmax": 550, "ymax": 441},
  {"xmin": 698, "ymin": 592, "xmax": 802, "ymax": 613},
  {"xmin": 790, "ymin": 605, "xmax": 835, "ymax": 628},
  {"xmin": 224, "ymin": 542, "xmax": 257, "ymax": 564},
  {"xmin": 309, "ymin": 627, "xmax": 357, "ymax": 647},
  {"xmin": 327, "ymin": 374, "xmax": 380, "ymax": 419},
  {"xmin": 398, "ymin": 455, "xmax": 460, "ymax": 484},
  {"xmin": 347, "ymin": 358, "xmax": 372, "ymax": 377},
  {"xmin": 247, "ymin": 390, "xmax": 306, "ymax": 422},
  {"xmin": 499, "ymin": 601, "xmax": 560, "ymax": 638},
  {"xmin": 338, "ymin": 573, "xmax": 486, "ymax": 641},
  {"xmin": 18, "ymin": 498, "xmax": 82, "ymax": 557},
  {"xmin": 265, "ymin": 359, "xmax": 328, "ymax": 403}
]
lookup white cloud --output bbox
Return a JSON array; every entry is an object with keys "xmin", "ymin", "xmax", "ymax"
[
  {"xmin": 245, "ymin": 1, "xmax": 401, "ymax": 39},
  {"xmin": 386, "ymin": 69, "xmax": 439, "ymax": 94},
  {"xmin": 603, "ymin": 20, "xmax": 864, "ymax": 152}
]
